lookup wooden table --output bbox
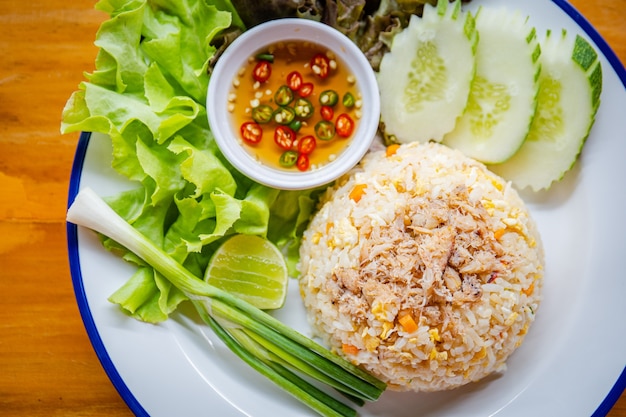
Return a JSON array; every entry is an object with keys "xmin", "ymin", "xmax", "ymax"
[{"xmin": 0, "ymin": 0, "xmax": 624, "ymax": 415}]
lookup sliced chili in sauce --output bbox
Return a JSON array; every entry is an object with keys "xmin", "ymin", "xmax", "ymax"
[
  {"xmin": 274, "ymin": 126, "xmax": 296, "ymax": 150},
  {"xmin": 298, "ymin": 82, "xmax": 314, "ymax": 97},
  {"xmin": 293, "ymin": 98, "xmax": 314, "ymax": 119},
  {"xmin": 279, "ymin": 150, "xmax": 298, "ymax": 167},
  {"xmin": 230, "ymin": 42, "xmax": 359, "ymax": 171},
  {"xmin": 335, "ymin": 114, "xmax": 355, "ymax": 138},
  {"xmin": 296, "ymin": 153, "xmax": 310, "ymax": 171},
  {"xmin": 342, "ymin": 92, "xmax": 355, "ymax": 108},
  {"xmin": 240, "ymin": 121, "xmax": 263, "ymax": 144},
  {"xmin": 274, "ymin": 85, "xmax": 294, "ymax": 106},
  {"xmin": 297, "ymin": 135, "xmax": 316, "ymax": 155},
  {"xmin": 319, "ymin": 90, "xmax": 339, "ymax": 106},
  {"xmin": 252, "ymin": 60, "xmax": 271, "ymax": 83},
  {"xmin": 315, "ymin": 121, "xmax": 335, "ymax": 141},
  {"xmin": 251, "ymin": 105, "xmax": 273, "ymax": 124},
  {"xmin": 273, "ymin": 106, "xmax": 295, "ymax": 125},
  {"xmin": 310, "ymin": 53, "xmax": 331, "ymax": 79},
  {"xmin": 320, "ymin": 106, "xmax": 334, "ymax": 121},
  {"xmin": 286, "ymin": 71, "xmax": 303, "ymax": 91}
]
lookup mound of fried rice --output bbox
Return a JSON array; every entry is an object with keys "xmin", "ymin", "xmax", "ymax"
[{"xmin": 298, "ymin": 142, "xmax": 544, "ymax": 392}]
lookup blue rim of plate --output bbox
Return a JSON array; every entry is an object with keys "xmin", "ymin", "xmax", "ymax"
[
  {"xmin": 66, "ymin": 1, "xmax": 626, "ymax": 416},
  {"xmin": 67, "ymin": 131, "xmax": 150, "ymax": 417}
]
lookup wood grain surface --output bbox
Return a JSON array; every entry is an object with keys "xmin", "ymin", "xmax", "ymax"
[{"xmin": 0, "ymin": 0, "xmax": 624, "ymax": 416}]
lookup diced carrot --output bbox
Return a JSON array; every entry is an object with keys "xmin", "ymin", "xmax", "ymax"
[
  {"xmin": 398, "ymin": 313, "xmax": 418, "ymax": 333},
  {"xmin": 341, "ymin": 343, "xmax": 359, "ymax": 355},
  {"xmin": 349, "ymin": 184, "xmax": 367, "ymax": 202},
  {"xmin": 386, "ymin": 143, "xmax": 401, "ymax": 157},
  {"xmin": 494, "ymin": 228, "xmax": 506, "ymax": 240},
  {"xmin": 522, "ymin": 282, "xmax": 535, "ymax": 296}
]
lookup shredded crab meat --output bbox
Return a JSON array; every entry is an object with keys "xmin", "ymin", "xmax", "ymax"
[{"xmin": 329, "ymin": 183, "xmax": 510, "ymax": 332}]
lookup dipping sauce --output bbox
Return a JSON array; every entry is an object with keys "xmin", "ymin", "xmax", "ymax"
[{"xmin": 228, "ymin": 41, "xmax": 362, "ymax": 172}]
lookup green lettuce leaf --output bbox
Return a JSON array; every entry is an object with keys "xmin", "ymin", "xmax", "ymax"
[
  {"xmin": 167, "ymin": 136, "xmax": 237, "ymax": 198},
  {"xmin": 63, "ymin": 0, "xmax": 321, "ymax": 322}
]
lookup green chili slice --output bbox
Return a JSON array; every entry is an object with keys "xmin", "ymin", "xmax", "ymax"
[
  {"xmin": 342, "ymin": 92, "xmax": 356, "ymax": 108},
  {"xmin": 255, "ymin": 53, "xmax": 275, "ymax": 63},
  {"xmin": 315, "ymin": 120, "xmax": 336, "ymax": 141},
  {"xmin": 274, "ymin": 85, "xmax": 294, "ymax": 106},
  {"xmin": 273, "ymin": 106, "xmax": 296, "ymax": 125},
  {"xmin": 319, "ymin": 90, "xmax": 339, "ymax": 106},
  {"xmin": 289, "ymin": 120, "xmax": 302, "ymax": 132},
  {"xmin": 293, "ymin": 98, "xmax": 314, "ymax": 119},
  {"xmin": 279, "ymin": 150, "xmax": 298, "ymax": 167},
  {"xmin": 251, "ymin": 104, "xmax": 274, "ymax": 124}
]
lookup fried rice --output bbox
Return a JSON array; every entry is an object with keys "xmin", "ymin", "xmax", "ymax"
[{"xmin": 298, "ymin": 142, "xmax": 544, "ymax": 392}]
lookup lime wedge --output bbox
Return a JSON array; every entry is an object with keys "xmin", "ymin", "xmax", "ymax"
[{"xmin": 205, "ymin": 234, "xmax": 288, "ymax": 310}]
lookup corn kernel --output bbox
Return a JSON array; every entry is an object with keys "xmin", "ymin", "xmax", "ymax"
[{"xmin": 429, "ymin": 328, "xmax": 441, "ymax": 342}]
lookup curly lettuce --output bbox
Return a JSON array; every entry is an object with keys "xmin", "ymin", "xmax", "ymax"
[
  {"xmin": 325, "ymin": 0, "xmax": 475, "ymax": 70},
  {"xmin": 223, "ymin": 0, "xmax": 470, "ymax": 70}
]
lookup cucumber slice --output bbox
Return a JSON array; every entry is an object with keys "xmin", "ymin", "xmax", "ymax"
[
  {"xmin": 443, "ymin": 7, "xmax": 541, "ymax": 163},
  {"xmin": 378, "ymin": 0, "xmax": 477, "ymax": 144},
  {"xmin": 490, "ymin": 31, "xmax": 602, "ymax": 191}
]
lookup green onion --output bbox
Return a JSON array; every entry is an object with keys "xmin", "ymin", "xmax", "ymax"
[{"xmin": 66, "ymin": 187, "xmax": 386, "ymax": 417}]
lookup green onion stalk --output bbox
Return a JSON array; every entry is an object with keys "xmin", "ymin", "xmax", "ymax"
[{"xmin": 67, "ymin": 187, "xmax": 386, "ymax": 417}]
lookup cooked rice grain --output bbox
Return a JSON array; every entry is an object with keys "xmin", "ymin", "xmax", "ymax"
[{"xmin": 298, "ymin": 142, "xmax": 544, "ymax": 392}]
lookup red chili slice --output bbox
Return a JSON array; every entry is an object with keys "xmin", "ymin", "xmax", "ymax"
[
  {"xmin": 298, "ymin": 82, "xmax": 314, "ymax": 97},
  {"xmin": 335, "ymin": 113, "xmax": 355, "ymax": 138},
  {"xmin": 286, "ymin": 71, "xmax": 303, "ymax": 91},
  {"xmin": 320, "ymin": 106, "xmax": 334, "ymax": 121},
  {"xmin": 310, "ymin": 53, "xmax": 331, "ymax": 79},
  {"xmin": 240, "ymin": 121, "xmax": 263, "ymax": 144},
  {"xmin": 297, "ymin": 135, "xmax": 316, "ymax": 155},
  {"xmin": 274, "ymin": 126, "xmax": 296, "ymax": 150},
  {"xmin": 252, "ymin": 60, "xmax": 271, "ymax": 83},
  {"xmin": 296, "ymin": 153, "xmax": 310, "ymax": 171}
]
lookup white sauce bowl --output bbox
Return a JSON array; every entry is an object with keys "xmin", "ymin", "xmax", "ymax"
[{"xmin": 207, "ymin": 18, "xmax": 380, "ymax": 190}]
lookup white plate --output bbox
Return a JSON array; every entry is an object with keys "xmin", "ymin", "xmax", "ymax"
[{"xmin": 67, "ymin": 0, "xmax": 626, "ymax": 415}]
